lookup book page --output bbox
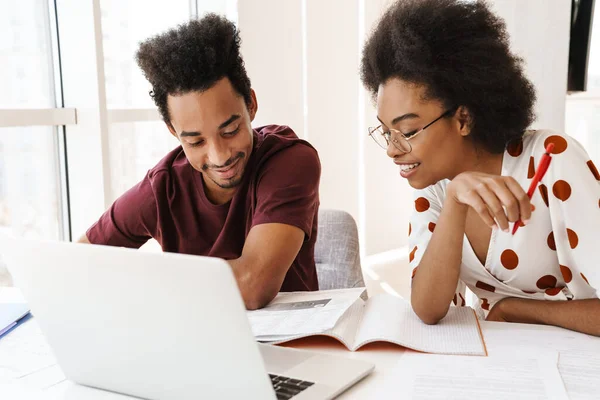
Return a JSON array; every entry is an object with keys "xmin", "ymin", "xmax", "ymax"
[
  {"xmin": 322, "ymin": 299, "xmax": 365, "ymax": 348},
  {"xmin": 381, "ymin": 351, "xmax": 568, "ymax": 400},
  {"xmin": 353, "ymin": 294, "xmax": 485, "ymax": 355}
]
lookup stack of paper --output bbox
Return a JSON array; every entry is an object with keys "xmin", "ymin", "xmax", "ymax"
[
  {"xmin": 483, "ymin": 323, "xmax": 600, "ymax": 400},
  {"xmin": 246, "ymin": 288, "xmax": 365, "ymax": 342},
  {"xmin": 383, "ymin": 322, "xmax": 600, "ymax": 399}
]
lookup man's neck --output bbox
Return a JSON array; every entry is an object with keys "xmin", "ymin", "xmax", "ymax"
[{"xmin": 203, "ymin": 176, "xmax": 236, "ymax": 205}]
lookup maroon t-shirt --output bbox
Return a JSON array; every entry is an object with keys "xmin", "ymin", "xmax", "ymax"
[{"xmin": 87, "ymin": 125, "xmax": 320, "ymax": 292}]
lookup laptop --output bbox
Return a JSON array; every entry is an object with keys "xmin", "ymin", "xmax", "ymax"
[{"xmin": 1, "ymin": 237, "xmax": 373, "ymax": 400}]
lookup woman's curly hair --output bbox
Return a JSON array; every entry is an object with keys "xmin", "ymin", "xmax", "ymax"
[
  {"xmin": 136, "ymin": 14, "xmax": 252, "ymax": 123},
  {"xmin": 360, "ymin": 0, "xmax": 536, "ymax": 153}
]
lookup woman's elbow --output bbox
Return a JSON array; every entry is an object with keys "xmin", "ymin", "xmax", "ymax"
[
  {"xmin": 411, "ymin": 296, "xmax": 448, "ymax": 325},
  {"xmin": 417, "ymin": 312, "xmax": 443, "ymax": 325}
]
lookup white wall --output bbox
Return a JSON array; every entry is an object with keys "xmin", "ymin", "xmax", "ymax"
[
  {"xmin": 238, "ymin": 0, "xmax": 571, "ymax": 259},
  {"xmin": 490, "ymin": 0, "xmax": 571, "ymax": 132}
]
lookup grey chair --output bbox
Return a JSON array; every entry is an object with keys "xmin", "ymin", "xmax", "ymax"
[{"xmin": 314, "ymin": 209, "xmax": 367, "ymax": 298}]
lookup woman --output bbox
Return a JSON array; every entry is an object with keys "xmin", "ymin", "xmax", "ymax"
[{"xmin": 360, "ymin": 0, "xmax": 600, "ymax": 335}]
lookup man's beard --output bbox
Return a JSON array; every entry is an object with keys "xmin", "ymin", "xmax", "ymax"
[
  {"xmin": 210, "ymin": 174, "xmax": 243, "ymax": 189},
  {"xmin": 204, "ymin": 152, "xmax": 245, "ymax": 189}
]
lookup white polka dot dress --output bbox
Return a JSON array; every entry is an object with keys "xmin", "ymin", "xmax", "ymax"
[{"xmin": 408, "ymin": 130, "xmax": 600, "ymax": 316}]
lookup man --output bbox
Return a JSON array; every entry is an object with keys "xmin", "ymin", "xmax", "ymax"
[{"xmin": 79, "ymin": 14, "xmax": 321, "ymax": 310}]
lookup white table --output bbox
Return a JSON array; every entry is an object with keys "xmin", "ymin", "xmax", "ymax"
[{"xmin": 1, "ymin": 287, "xmax": 598, "ymax": 399}]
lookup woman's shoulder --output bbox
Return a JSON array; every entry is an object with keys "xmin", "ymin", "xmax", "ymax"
[{"xmin": 521, "ymin": 129, "xmax": 585, "ymax": 157}]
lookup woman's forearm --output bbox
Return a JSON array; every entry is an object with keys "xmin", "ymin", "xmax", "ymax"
[
  {"xmin": 491, "ymin": 297, "xmax": 600, "ymax": 337},
  {"xmin": 411, "ymin": 197, "xmax": 469, "ymax": 324}
]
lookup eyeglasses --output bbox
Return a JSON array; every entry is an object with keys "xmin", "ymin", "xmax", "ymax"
[{"xmin": 368, "ymin": 107, "xmax": 457, "ymax": 154}]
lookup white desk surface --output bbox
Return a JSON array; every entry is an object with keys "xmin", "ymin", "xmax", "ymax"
[{"xmin": 1, "ymin": 287, "xmax": 598, "ymax": 399}]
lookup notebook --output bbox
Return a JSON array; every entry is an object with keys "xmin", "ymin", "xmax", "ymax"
[{"xmin": 259, "ymin": 293, "xmax": 487, "ymax": 356}]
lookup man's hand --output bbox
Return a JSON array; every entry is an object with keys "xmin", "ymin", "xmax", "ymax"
[{"xmin": 77, "ymin": 234, "xmax": 91, "ymax": 244}]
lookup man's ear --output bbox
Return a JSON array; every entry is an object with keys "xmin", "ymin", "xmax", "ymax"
[
  {"xmin": 248, "ymin": 89, "xmax": 258, "ymax": 122},
  {"xmin": 456, "ymin": 106, "xmax": 472, "ymax": 137},
  {"xmin": 166, "ymin": 121, "xmax": 179, "ymax": 140}
]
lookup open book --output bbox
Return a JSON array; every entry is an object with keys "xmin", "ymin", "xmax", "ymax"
[{"xmin": 260, "ymin": 293, "xmax": 487, "ymax": 356}]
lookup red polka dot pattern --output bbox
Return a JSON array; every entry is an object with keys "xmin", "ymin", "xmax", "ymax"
[
  {"xmin": 428, "ymin": 222, "xmax": 436, "ymax": 233},
  {"xmin": 415, "ymin": 197, "xmax": 430, "ymax": 212},
  {"xmin": 476, "ymin": 281, "xmax": 496, "ymax": 293},
  {"xmin": 547, "ymin": 232, "xmax": 556, "ymax": 251},
  {"xmin": 581, "ymin": 273, "xmax": 590, "ymax": 285},
  {"xmin": 481, "ymin": 298, "xmax": 490, "ymax": 311},
  {"xmin": 500, "ymin": 249, "xmax": 519, "ymax": 270},
  {"xmin": 560, "ymin": 265, "xmax": 572, "ymax": 283},
  {"xmin": 545, "ymin": 287, "xmax": 563, "ymax": 296},
  {"xmin": 409, "ymin": 246, "xmax": 418, "ymax": 263},
  {"xmin": 528, "ymin": 156, "xmax": 535, "ymax": 179},
  {"xmin": 536, "ymin": 275, "xmax": 558, "ymax": 289},
  {"xmin": 538, "ymin": 184, "xmax": 549, "ymax": 207},
  {"xmin": 567, "ymin": 229, "xmax": 579, "ymax": 249},
  {"xmin": 552, "ymin": 180, "xmax": 571, "ymax": 202},
  {"xmin": 507, "ymin": 139, "xmax": 524, "ymax": 157},
  {"xmin": 544, "ymin": 135, "xmax": 568, "ymax": 154},
  {"xmin": 587, "ymin": 160, "xmax": 600, "ymax": 180}
]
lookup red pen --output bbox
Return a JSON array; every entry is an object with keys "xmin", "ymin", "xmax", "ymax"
[{"xmin": 511, "ymin": 142, "xmax": 555, "ymax": 235}]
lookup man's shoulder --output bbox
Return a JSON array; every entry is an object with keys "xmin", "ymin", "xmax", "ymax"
[
  {"xmin": 253, "ymin": 124, "xmax": 319, "ymax": 166},
  {"xmin": 145, "ymin": 145, "xmax": 189, "ymax": 184}
]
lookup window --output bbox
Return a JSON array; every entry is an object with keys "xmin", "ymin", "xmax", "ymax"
[
  {"xmin": 565, "ymin": 1, "xmax": 600, "ymax": 164},
  {"xmin": 0, "ymin": 1, "xmax": 66, "ymax": 240},
  {"xmin": 100, "ymin": 0, "xmax": 191, "ymax": 109},
  {"xmin": 99, "ymin": 0, "xmax": 237, "ymax": 204},
  {"xmin": 108, "ymin": 121, "xmax": 179, "ymax": 199},
  {"xmin": 0, "ymin": 128, "xmax": 63, "ymax": 239}
]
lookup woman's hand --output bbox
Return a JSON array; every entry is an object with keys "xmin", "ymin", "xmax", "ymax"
[
  {"xmin": 485, "ymin": 297, "xmax": 513, "ymax": 322},
  {"xmin": 446, "ymin": 172, "xmax": 531, "ymax": 232}
]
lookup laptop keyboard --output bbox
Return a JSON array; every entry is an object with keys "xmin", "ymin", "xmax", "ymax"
[{"xmin": 269, "ymin": 373, "xmax": 315, "ymax": 400}]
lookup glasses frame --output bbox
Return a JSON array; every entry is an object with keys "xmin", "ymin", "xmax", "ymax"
[{"xmin": 368, "ymin": 107, "xmax": 458, "ymax": 153}]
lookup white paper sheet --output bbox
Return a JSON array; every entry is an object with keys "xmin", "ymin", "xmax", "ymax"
[
  {"xmin": 482, "ymin": 321, "xmax": 600, "ymax": 400},
  {"xmin": 247, "ymin": 288, "xmax": 364, "ymax": 337},
  {"xmin": 482, "ymin": 322, "xmax": 599, "ymax": 353},
  {"xmin": 0, "ymin": 318, "xmax": 58, "ymax": 386},
  {"xmin": 385, "ymin": 351, "xmax": 568, "ymax": 400},
  {"xmin": 558, "ymin": 350, "xmax": 600, "ymax": 400}
]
